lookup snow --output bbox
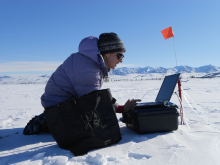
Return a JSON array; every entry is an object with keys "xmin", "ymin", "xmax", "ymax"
[
  {"xmin": 0, "ymin": 73, "xmax": 220, "ymax": 165},
  {"xmin": 109, "ymin": 65, "xmax": 220, "ymax": 75}
]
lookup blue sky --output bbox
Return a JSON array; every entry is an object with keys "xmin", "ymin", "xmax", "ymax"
[{"xmin": 1, "ymin": 0, "xmax": 220, "ymax": 74}]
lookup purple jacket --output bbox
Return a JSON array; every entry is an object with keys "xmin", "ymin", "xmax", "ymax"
[{"xmin": 41, "ymin": 36, "xmax": 108, "ymax": 108}]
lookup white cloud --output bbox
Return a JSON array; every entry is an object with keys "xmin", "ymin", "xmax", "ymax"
[
  {"xmin": 0, "ymin": 61, "xmax": 62, "ymax": 72},
  {"xmin": 0, "ymin": 61, "xmax": 137, "ymax": 72}
]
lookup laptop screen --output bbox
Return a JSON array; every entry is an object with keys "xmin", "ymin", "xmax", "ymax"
[{"xmin": 155, "ymin": 73, "xmax": 180, "ymax": 102}]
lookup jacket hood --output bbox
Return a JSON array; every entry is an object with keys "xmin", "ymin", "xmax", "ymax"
[{"xmin": 78, "ymin": 36, "xmax": 107, "ymax": 76}]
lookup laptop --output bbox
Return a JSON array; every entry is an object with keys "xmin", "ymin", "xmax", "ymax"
[{"xmin": 135, "ymin": 73, "xmax": 180, "ymax": 108}]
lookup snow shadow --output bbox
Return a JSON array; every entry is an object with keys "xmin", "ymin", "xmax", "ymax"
[
  {"xmin": 119, "ymin": 125, "xmax": 171, "ymax": 144},
  {"xmin": 0, "ymin": 128, "xmax": 59, "ymax": 164},
  {"xmin": 0, "ymin": 126, "xmax": 171, "ymax": 164},
  {"xmin": 0, "ymin": 128, "xmax": 54, "ymax": 152},
  {"xmin": 0, "ymin": 142, "xmax": 63, "ymax": 165}
]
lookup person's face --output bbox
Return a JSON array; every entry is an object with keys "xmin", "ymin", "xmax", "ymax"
[{"xmin": 104, "ymin": 51, "xmax": 124, "ymax": 69}]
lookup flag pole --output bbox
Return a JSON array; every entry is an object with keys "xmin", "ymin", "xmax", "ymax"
[
  {"xmin": 178, "ymin": 78, "xmax": 184, "ymax": 125},
  {"xmin": 173, "ymin": 37, "xmax": 184, "ymax": 125},
  {"xmin": 173, "ymin": 37, "xmax": 178, "ymax": 69}
]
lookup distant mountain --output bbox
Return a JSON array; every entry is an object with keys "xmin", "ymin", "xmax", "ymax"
[
  {"xmin": 109, "ymin": 64, "xmax": 220, "ymax": 75},
  {"xmin": 1, "ymin": 65, "xmax": 219, "ymax": 84}
]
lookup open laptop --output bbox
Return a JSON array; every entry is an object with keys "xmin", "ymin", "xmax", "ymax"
[{"xmin": 135, "ymin": 73, "xmax": 180, "ymax": 108}]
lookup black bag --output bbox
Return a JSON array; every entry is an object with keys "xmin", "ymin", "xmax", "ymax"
[
  {"xmin": 44, "ymin": 88, "xmax": 122, "ymax": 156},
  {"xmin": 121, "ymin": 105, "xmax": 179, "ymax": 134}
]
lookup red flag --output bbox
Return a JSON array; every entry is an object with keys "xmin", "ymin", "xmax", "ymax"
[{"xmin": 161, "ymin": 26, "xmax": 174, "ymax": 40}]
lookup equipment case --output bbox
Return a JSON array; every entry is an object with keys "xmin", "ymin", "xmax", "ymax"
[{"xmin": 121, "ymin": 105, "xmax": 179, "ymax": 134}]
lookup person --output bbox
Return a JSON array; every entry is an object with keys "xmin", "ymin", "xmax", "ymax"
[{"xmin": 23, "ymin": 32, "xmax": 141, "ymax": 135}]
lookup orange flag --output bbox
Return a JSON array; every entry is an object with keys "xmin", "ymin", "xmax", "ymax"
[{"xmin": 161, "ymin": 26, "xmax": 174, "ymax": 40}]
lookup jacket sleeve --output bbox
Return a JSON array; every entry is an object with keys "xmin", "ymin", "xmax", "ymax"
[
  {"xmin": 116, "ymin": 105, "xmax": 124, "ymax": 113},
  {"xmin": 74, "ymin": 71, "xmax": 102, "ymax": 97}
]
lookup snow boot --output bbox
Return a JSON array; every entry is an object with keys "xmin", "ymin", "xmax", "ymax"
[{"xmin": 23, "ymin": 113, "xmax": 49, "ymax": 135}]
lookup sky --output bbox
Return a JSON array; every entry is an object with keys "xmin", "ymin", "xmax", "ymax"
[{"xmin": 1, "ymin": 0, "xmax": 220, "ymax": 75}]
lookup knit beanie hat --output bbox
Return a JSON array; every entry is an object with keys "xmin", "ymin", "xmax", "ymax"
[{"xmin": 98, "ymin": 32, "xmax": 126, "ymax": 55}]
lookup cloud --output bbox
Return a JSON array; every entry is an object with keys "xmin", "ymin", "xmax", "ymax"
[
  {"xmin": 0, "ymin": 61, "xmax": 137, "ymax": 72},
  {"xmin": 0, "ymin": 61, "xmax": 62, "ymax": 72}
]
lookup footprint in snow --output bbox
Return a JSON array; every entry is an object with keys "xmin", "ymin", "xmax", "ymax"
[
  {"xmin": 164, "ymin": 144, "xmax": 185, "ymax": 149},
  {"xmin": 128, "ymin": 152, "xmax": 151, "ymax": 159}
]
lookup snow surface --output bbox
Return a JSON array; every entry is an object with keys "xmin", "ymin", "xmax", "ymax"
[{"xmin": 0, "ymin": 73, "xmax": 220, "ymax": 165}]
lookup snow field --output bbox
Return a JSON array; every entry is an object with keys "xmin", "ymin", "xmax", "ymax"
[{"xmin": 0, "ymin": 74, "xmax": 220, "ymax": 165}]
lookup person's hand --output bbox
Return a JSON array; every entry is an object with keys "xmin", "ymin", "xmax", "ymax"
[{"xmin": 124, "ymin": 99, "xmax": 141, "ymax": 112}]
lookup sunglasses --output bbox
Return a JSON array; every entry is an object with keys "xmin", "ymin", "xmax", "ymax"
[{"xmin": 116, "ymin": 53, "xmax": 124, "ymax": 60}]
